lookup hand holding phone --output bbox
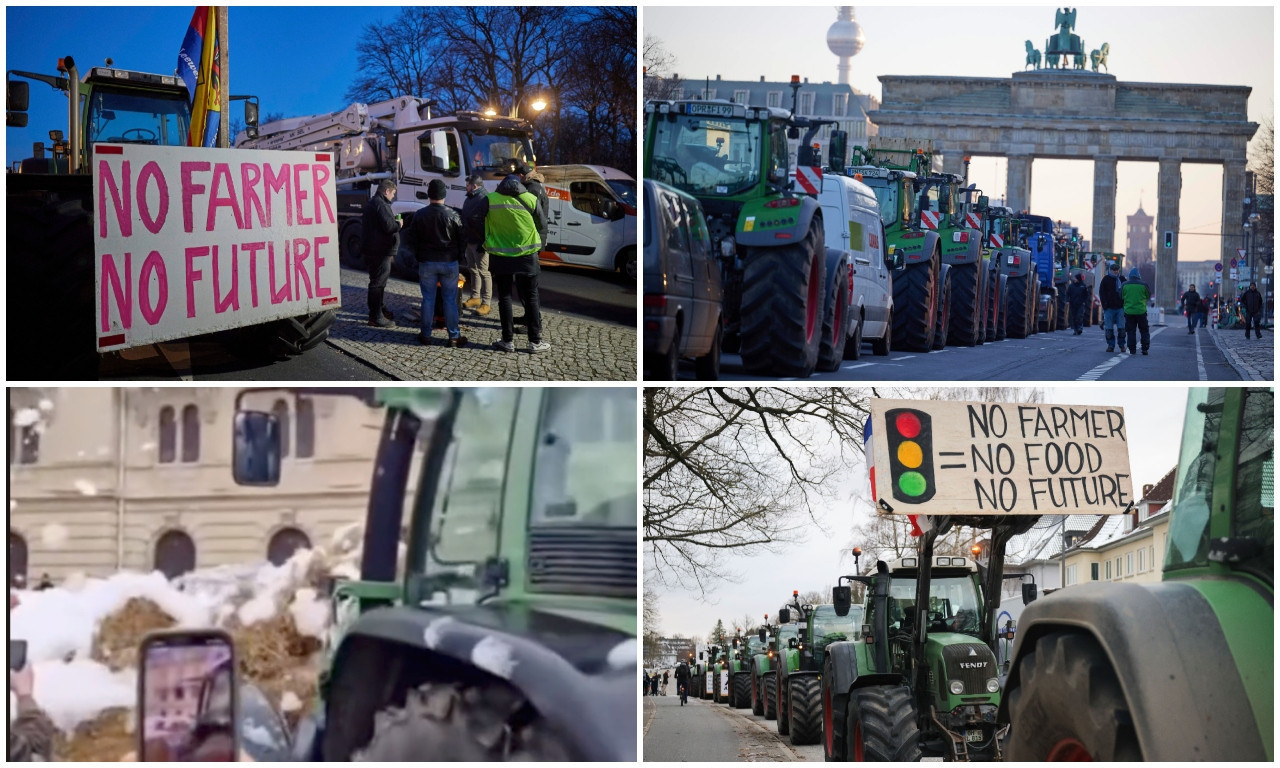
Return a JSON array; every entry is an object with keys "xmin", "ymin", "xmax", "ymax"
[
  {"xmin": 9, "ymin": 639, "xmax": 28, "ymax": 671},
  {"xmin": 137, "ymin": 630, "xmax": 239, "ymax": 762}
]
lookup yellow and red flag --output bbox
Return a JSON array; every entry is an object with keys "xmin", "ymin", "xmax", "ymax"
[{"xmin": 177, "ymin": 6, "xmax": 221, "ymax": 147}]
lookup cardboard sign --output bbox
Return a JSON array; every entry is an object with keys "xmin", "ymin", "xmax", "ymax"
[
  {"xmin": 93, "ymin": 144, "xmax": 341, "ymax": 351},
  {"xmin": 719, "ymin": 673, "xmax": 729, "ymax": 697},
  {"xmin": 868, "ymin": 399, "xmax": 1134, "ymax": 515}
]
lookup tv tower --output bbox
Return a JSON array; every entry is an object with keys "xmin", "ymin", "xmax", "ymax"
[{"xmin": 827, "ymin": 7, "xmax": 866, "ymax": 85}]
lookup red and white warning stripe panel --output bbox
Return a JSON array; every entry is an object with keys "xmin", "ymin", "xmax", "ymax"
[
  {"xmin": 965, "ymin": 211, "xmax": 982, "ymax": 229},
  {"xmin": 990, "ymin": 233, "xmax": 1004, "ymax": 248},
  {"xmin": 795, "ymin": 166, "xmax": 822, "ymax": 195},
  {"xmin": 920, "ymin": 210, "xmax": 941, "ymax": 229}
]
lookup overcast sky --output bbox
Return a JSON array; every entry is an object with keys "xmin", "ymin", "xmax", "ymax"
[
  {"xmin": 647, "ymin": 386, "xmax": 1191, "ymax": 639},
  {"xmin": 644, "ymin": 4, "xmax": 1274, "ymax": 265}
]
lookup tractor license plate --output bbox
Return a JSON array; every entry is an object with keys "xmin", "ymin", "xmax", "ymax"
[{"xmin": 965, "ymin": 729, "xmax": 983, "ymax": 743}]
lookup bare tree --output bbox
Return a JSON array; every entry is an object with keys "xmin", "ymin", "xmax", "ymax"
[
  {"xmin": 644, "ymin": 387, "xmax": 873, "ymax": 595},
  {"xmin": 1249, "ymin": 109, "xmax": 1273, "ymax": 195},
  {"xmin": 643, "ymin": 584, "xmax": 662, "ymax": 663},
  {"xmin": 643, "ymin": 35, "xmax": 683, "ymax": 101}
]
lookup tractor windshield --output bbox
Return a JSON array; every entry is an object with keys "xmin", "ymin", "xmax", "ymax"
[
  {"xmin": 462, "ymin": 129, "xmax": 536, "ymax": 173},
  {"xmin": 648, "ymin": 114, "xmax": 762, "ymax": 196},
  {"xmin": 810, "ymin": 603, "xmax": 861, "ymax": 644},
  {"xmin": 887, "ymin": 574, "xmax": 983, "ymax": 636},
  {"xmin": 863, "ymin": 178, "xmax": 901, "ymax": 228},
  {"xmin": 86, "ymin": 86, "xmax": 190, "ymax": 147},
  {"xmin": 531, "ymin": 387, "xmax": 636, "ymax": 528}
]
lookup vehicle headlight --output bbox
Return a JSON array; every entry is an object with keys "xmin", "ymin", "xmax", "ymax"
[
  {"xmin": 949, "ymin": 680, "xmax": 964, "ymax": 695},
  {"xmin": 721, "ymin": 237, "xmax": 736, "ymax": 258},
  {"xmin": 986, "ymin": 678, "xmax": 1000, "ymax": 693}
]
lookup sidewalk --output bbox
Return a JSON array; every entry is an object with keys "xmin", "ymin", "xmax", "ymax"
[
  {"xmin": 326, "ymin": 269, "xmax": 636, "ymax": 381},
  {"xmin": 1206, "ymin": 326, "xmax": 1273, "ymax": 381}
]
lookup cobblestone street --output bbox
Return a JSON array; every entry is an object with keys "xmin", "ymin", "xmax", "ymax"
[
  {"xmin": 1208, "ymin": 325, "xmax": 1273, "ymax": 381},
  {"xmin": 327, "ymin": 268, "xmax": 636, "ymax": 381}
]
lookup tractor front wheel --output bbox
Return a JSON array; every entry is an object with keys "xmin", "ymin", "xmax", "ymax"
[
  {"xmin": 1004, "ymin": 632, "xmax": 1142, "ymax": 761},
  {"xmin": 751, "ymin": 672, "xmax": 765, "ymax": 716},
  {"xmin": 891, "ymin": 252, "xmax": 939, "ymax": 352},
  {"xmin": 733, "ymin": 671, "xmax": 752, "ymax": 709},
  {"xmin": 847, "ymin": 685, "xmax": 922, "ymax": 761},
  {"xmin": 763, "ymin": 672, "xmax": 778, "ymax": 720},
  {"xmin": 354, "ymin": 680, "xmax": 576, "ymax": 761},
  {"xmin": 739, "ymin": 219, "xmax": 827, "ymax": 377},
  {"xmin": 788, "ymin": 675, "xmax": 823, "ymax": 746}
]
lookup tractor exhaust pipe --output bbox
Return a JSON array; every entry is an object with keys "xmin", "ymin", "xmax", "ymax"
[{"xmin": 60, "ymin": 56, "xmax": 80, "ymax": 173}]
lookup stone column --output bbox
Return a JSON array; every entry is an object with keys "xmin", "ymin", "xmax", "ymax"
[
  {"xmin": 1220, "ymin": 160, "xmax": 1247, "ymax": 303},
  {"xmin": 1006, "ymin": 154, "xmax": 1033, "ymax": 213},
  {"xmin": 941, "ymin": 149, "xmax": 966, "ymax": 178},
  {"xmin": 1091, "ymin": 156, "xmax": 1117, "ymax": 253},
  {"xmin": 1155, "ymin": 157, "xmax": 1181, "ymax": 310}
]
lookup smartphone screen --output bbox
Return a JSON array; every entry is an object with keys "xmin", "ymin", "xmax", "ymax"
[
  {"xmin": 137, "ymin": 631, "xmax": 238, "ymax": 762},
  {"xmin": 9, "ymin": 639, "xmax": 27, "ymax": 671}
]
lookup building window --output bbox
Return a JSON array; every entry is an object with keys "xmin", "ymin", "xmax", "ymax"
[
  {"xmin": 9, "ymin": 531, "xmax": 29, "ymax": 588},
  {"xmin": 1125, "ymin": 552, "xmax": 1134, "ymax": 576},
  {"xmin": 1116, "ymin": 556, "xmax": 1122, "ymax": 578},
  {"xmin": 181, "ymin": 405, "xmax": 200, "ymax": 463},
  {"xmin": 833, "ymin": 93, "xmax": 848, "ymax": 117},
  {"xmin": 1065, "ymin": 564, "xmax": 1077, "ymax": 586},
  {"xmin": 701, "ymin": 88, "xmax": 716, "ymax": 100},
  {"xmin": 1105, "ymin": 560, "xmax": 1111, "ymax": 580},
  {"xmin": 267, "ymin": 527, "xmax": 312, "ymax": 566},
  {"xmin": 1150, "ymin": 544, "xmax": 1156, "ymax": 570},
  {"xmin": 767, "ymin": 91, "xmax": 782, "ymax": 109},
  {"xmin": 671, "ymin": 88, "xmax": 683, "ymax": 100},
  {"xmin": 296, "ymin": 397, "xmax": 315, "ymax": 459},
  {"xmin": 1090, "ymin": 563, "xmax": 1099, "ymax": 581},
  {"xmin": 159, "ymin": 406, "xmax": 177, "ymax": 464},
  {"xmin": 153, "ymin": 530, "xmax": 196, "ymax": 580},
  {"xmin": 273, "ymin": 399, "xmax": 291, "ymax": 458},
  {"xmin": 799, "ymin": 92, "xmax": 815, "ymax": 116},
  {"xmin": 1137, "ymin": 548, "xmax": 1145, "ymax": 573},
  {"xmin": 733, "ymin": 89, "xmax": 749, "ymax": 104}
]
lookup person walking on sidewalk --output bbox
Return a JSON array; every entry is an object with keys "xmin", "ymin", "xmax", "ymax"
[
  {"xmin": 1099, "ymin": 261, "xmax": 1127, "ymax": 353},
  {"xmin": 460, "ymin": 173, "xmax": 492, "ymax": 316},
  {"xmin": 1242, "ymin": 282, "xmax": 1265, "ymax": 339},
  {"xmin": 1066, "ymin": 273, "xmax": 1089, "ymax": 334},
  {"xmin": 1181, "ymin": 284, "xmax": 1202, "ymax": 334},
  {"xmin": 406, "ymin": 179, "xmax": 468, "ymax": 347},
  {"xmin": 1121, "ymin": 268, "xmax": 1151, "ymax": 355},
  {"xmin": 469, "ymin": 173, "xmax": 550, "ymax": 353},
  {"xmin": 360, "ymin": 179, "xmax": 402, "ymax": 327}
]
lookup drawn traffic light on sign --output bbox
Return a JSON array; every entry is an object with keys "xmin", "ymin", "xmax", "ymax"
[{"xmin": 884, "ymin": 408, "xmax": 936, "ymax": 503}]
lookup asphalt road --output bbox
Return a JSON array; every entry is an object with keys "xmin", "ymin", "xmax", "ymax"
[
  {"xmin": 97, "ymin": 263, "xmax": 634, "ymax": 381},
  {"xmin": 643, "ymin": 693, "xmax": 821, "ymax": 762},
  {"xmin": 709, "ymin": 322, "xmax": 1241, "ymax": 382}
]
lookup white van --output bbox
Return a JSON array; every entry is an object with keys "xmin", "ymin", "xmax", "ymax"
[
  {"xmin": 538, "ymin": 165, "xmax": 637, "ymax": 280},
  {"xmin": 814, "ymin": 172, "xmax": 894, "ymax": 356}
]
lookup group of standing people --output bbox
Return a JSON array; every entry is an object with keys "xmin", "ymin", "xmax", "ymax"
[
  {"xmin": 642, "ymin": 669, "xmax": 669, "ymax": 696},
  {"xmin": 1180, "ymin": 284, "xmax": 1210, "ymax": 333},
  {"xmin": 359, "ymin": 162, "xmax": 552, "ymax": 353},
  {"xmin": 1098, "ymin": 262, "xmax": 1152, "ymax": 355}
]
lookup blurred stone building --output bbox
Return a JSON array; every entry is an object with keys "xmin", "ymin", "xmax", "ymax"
[{"xmin": 7, "ymin": 388, "xmax": 417, "ymax": 584}]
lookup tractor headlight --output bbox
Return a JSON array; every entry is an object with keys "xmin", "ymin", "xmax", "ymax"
[
  {"xmin": 986, "ymin": 678, "xmax": 1000, "ymax": 693},
  {"xmin": 949, "ymin": 680, "xmax": 964, "ymax": 695}
]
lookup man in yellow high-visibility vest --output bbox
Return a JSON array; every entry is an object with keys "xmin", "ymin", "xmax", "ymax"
[{"xmin": 468, "ymin": 174, "xmax": 549, "ymax": 353}]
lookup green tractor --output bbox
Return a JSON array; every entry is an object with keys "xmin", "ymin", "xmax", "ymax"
[
  {"xmin": 922, "ymin": 161, "xmax": 988, "ymax": 348},
  {"xmin": 773, "ymin": 592, "xmax": 864, "ymax": 746},
  {"xmin": 848, "ymin": 139, "xmax": 948, "ymax": 353},
  {"xmin": 1001, "ymin": 387, "xmax": 1273, "ymax": 761},
  {"xmin": 981, "ymin": 207, "xmax": 1038, "ymax": 340},
  {"xmin": 724, "ymin": 629, "xmax": 755, "ymax": 709},
  {"xmin": 643, "ymin": 81, "xmax": 835, "ymax": 377},
  {"xmin": 757, "ymin": 613, "xmax": 800, "ymax": 721},
  {"xmin": 749, "ymin": 614, "xmax": 779, "ymax": 717},
  {"xmin": 230, "ymin": 387, "xmax": 637, "ymax": 761}
]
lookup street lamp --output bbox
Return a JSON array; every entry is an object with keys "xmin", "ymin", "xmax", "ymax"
[{"xmin": 483, "ymin": 107, "xmax": 497, "ymax": 117}]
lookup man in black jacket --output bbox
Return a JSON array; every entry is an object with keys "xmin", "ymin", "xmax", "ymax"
[
  {"xmin": 1066, "ymin": 273, "xmax": 1089, "ymax": 334},
  {"xmin": 1241, "ymin": 282, "xmax": 1264, "ymax": 338},
  {"xmin": 1098, "ymin": 261, "xmax": 1127, "ymax": 353},
  {"xmin": 516, "ymin": 162, "xmax": 550, "ymax": 250},
  {"xmin": 1181, "ymin": 284, "xmax": 1202, "ymax": 334},
  {"xmin": 406, "ymin": 179, "xmax": 468, "ymax": 347},
  {"xmin": 360, "ymin": 179, "xmax": 402, "ymax": 327}
]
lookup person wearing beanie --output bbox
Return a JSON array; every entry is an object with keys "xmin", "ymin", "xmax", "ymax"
[
  {"xmin": 359, "ymin": 179, "xmax": 401, "ymax": 327},
  {"xmin": 1098, "ymin": 261, "xmax": 1127, "ymax": 352},
  {"xmin": 1066, "ymin": 272, "xmax": 1089, "ymax": 335},
  {"xmin": 1180, "ymin": 283, "xmax": 1202, "ymax": 334},
  {"xmin": 406, "ymin": 178, "xmax": 468, "ymax": 347},
  {"xmin": 460, "ymin": 173, "xmax": 492, "ymax": 315},
  {"xmin": 1120, "ymin": 267, "xmax": 1151, "ymax": 355},
  {"xmin": 515, "ymin": 162, "xmax": 550, "ymax": 250}
]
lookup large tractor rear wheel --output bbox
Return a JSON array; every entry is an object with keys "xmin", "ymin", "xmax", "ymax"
[
  {"xmin": 931, "ymin": 264, "xmax": 953, "ymax": 350},
  {"xmin": 751, "ymin": 672, "xmax": 765, "ymax": 716},
  {"xmin": 818, "ymin": 250, "xmax": 851, "ymax": 372},
  {"xmin": 788, "ymin": 675, "xmax": 823, "ymax": 746},
  {"xmin": 1055, "ymin": 287, "xmax": 1069, "ymax": 332},
  {"xmin": 847, "ymin": 685, "xmax": 922, "ymax": 761},
  {"xmin": 1005, "ymin": 275, "xmax": 1031, "ymax": 339},
  {"xmin": 739, "ymin": 219, "xmax": 826, "ymax": 377},
  {"xmin": 1004, "ymin": 632, "xmax": 1142, "ymax": 761},
  {"xmin": 763, "ymin": 673, "xmax": 779, "ymax": 720},
  {"xmin": 354, "ymin": 680, "xmax": 576, "ymax": 761},
  {"xmin": 732, "ymin": 671, "xmax": 752, "ymax": 709},
  {"xmin": 947, "ymin": 262, "xmax": 982, "ymax": 346},
  {"xmin": 891, "ymin": 252, "xmax": 940, "ymax": 352},
  {"xmin": 994, "ymin": 274, "xmax": 1009, "ymax": 341}
]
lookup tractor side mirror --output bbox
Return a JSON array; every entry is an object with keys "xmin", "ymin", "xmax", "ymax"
[
  {"xmin": 698, "ymin": 651, "xmax": 704, "ymax": 660},
  {"xmin": 7, "ymin": 80, "xmax": 29, "ymax": 127},
  {"xmin": 832, "ymin": 585, "xmax": 852, "ymax": 617},
  {"xmin": 828, "ymin": 129, "xmax": 847, "ymax": 171},
  {"xmin": 758, "ymin": 628, "xmax": 766, "ymax": 643},
  {"xmin": 777, "ymin": 607, "xmax": 791, "ymax": 624},
  {"xmin": 787, "ymin": 126, "xmax": 800, "ymax": 140},
  {"xmin": 1022, "ymin": 582, "xmax": 1038, "ymax": 605},
  {"xmin": 232, "ymin": 411, "xmax": 282, "ymax": 486}
]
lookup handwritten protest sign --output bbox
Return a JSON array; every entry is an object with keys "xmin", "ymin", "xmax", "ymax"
[
  {"xmin": 868, "ymin": 399, "xmax": 1134, "ymax": 515},
  {"xmin": 93, "ymin": 144, "xmax": 341, "ymax": 351}
]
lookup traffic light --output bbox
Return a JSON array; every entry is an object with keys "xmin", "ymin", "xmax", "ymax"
[
  {"xmin": 884, "ymin": 408, "xmax": 935, "ymax": 503},
  {"xmin": 1164, "ymin": 231, "xmax": 1174, "ymax": 249}
]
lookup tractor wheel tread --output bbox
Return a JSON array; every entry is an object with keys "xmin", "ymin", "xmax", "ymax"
[
  {"xmin": 819, "ymin": 252, "xmax": 850, "ymax": 371},
  {"xmin": 947, "ymin": 262, "xmax": 981, "ymax": 346},
  {"xmin": 763, "ymin": 673, "xmax": 778, "ymax": 720},
  {"xmin": 891, "ymin": 256, "xmax": 938, "ymax": 352},
  {"xmin": 788, "ymin": 676, "xmax": 823, "ymax": 746},
  {"xmin": 739, "ymin": 220, "xmax": 825, "ymax": 377},
  {"xmin": 848, "ymin": 685, "xmax": 922, "ymax": 762}
]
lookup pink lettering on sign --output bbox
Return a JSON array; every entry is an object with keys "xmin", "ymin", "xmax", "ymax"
[
  {"xmin": 98, "ymin": 160, "xmax": 132, "ymax": 239},
  {"xmin": 100, "ymin": 252, "xmax": 132, "ymax": 331},
  {"xmin": 139, "ymin": 251, "xmax": 168, "ymax": 325},
  {"xmin": 100, "ymin": 250, "xmax": 169, "ymax": 330},
  {"xmin": 293, "ymin": 164, "xmax": 312, "ymax": 226},
  {"xmin": 242, "ymin": 241, "xmax": 266, "ymax": 308},
  {"xmin": 208, "ymin": 163, "xmax": 246, "ymax": 231},
  {"xmin": 137, "ymin": 161, "xmax": 169, "ymax": 234},
  {"xmin": 312, "ymin": 165, "xmax": 335, "ymax": 225},
  {"xmin": 269, "ymin": 241, "xmax": 292, "ymax": 304},
  {"xmin": 213, "ymin": 244, "xmax": 239, "ymax": 314},
  {"xmin": 263, "ymin": 164, "xmax": 292, "ymax": 227},
  {"xmin": 242, "ymin": 163, "xmax": 265, "ymax": 229},
  {"xmin": 181, "ymin": 161, "xmax": 211, "ymax": 234},
  {"xmin": 314, "ymin": 236, "xmax": 332, "ymax": 297},
  {"xmin": 293, "ymin": 238, "xmax": 314, "ymax": 299},
  {"xmin": 186, "ymin": 246, "xmax": 208, "ymax": 318}
]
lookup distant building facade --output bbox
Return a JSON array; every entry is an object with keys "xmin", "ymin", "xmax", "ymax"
[
  {"xmin": 1127, "ymin": 203, "xmax": 1155, "ymax": 266},
  {"xmin": 7, "ymin": 388, "xmax": 422, "ymax": 585}
]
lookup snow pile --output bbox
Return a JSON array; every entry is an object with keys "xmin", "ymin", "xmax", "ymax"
[{"xmin": 33, "ymin": 659, "xmax": 136, "ymax": 733}]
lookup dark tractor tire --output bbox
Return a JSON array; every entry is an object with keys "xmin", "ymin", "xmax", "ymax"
[
  {"xmin": 1004, "ymin": 632, "xmax": 1143, "ymax": 761},
  {"xmin": 1055, "ymin": 288, "xmax": 1069, "ymax": 332},
  {"xmin": 733, "ymin": 671, "xmax": 752, "ymax": 709},
  {"xmin": 789, "ymin": 676, "xmax": 823, "ymax": 746},
  {"xmin": 818, "ymin": 251, "xmax": 851, "ymax": 372},
  {"xmin": 752, "ymin": 673, "xmax": 765, "ymax": 716},
  {"xmin": 739, "ymin": 219, "xmax": 826, "ymax": 377},
  {"xmin": 891, "ymin": 252, "xmax": 940, "ymax": 352},
  {"xmin": 995, "ymin": 274, "xmax": 1009, "ymax": 341},
  {"xmin": 973, "ymin": 267, "xmax": 987, "ymax": 346},
  {"xmin": 236, "ymin": 310, "xmax": 336, "ymax": 361},
  {"xmin": 10, "ymin": 195, "xmax": 99, "ymax": 379},
  {"xmin": 615, "ymin": 246, "xmax": 637, "ymax": 282},
  {"xmin": 1006, "ymin": 275, "xmax": 1031, "ymax": 339},
  {"xmin": 340, "ymin": 220, "xmax": 365, "ymax": 268},
  {"xmin": 947, "ymin": 262, "xmax": 982, "ymax": 346},
  {"xmin": 931, "ymin": 264, "xmax": 953, "ymax": 351},
  {"xmin": 870, "ymin": 309, "xmax": 891, "ymax": 356},
  {"xmin": 353, "ymin": 680, "xmax": 577, "ymax": 761},
  {"xmin": 776, "ymin": 674, "xmax": 791, "ymax": 735},
  {"xmin": 763, "ymin": 672, "xmax": 778, "ymax": 720},
  {"xmin": 842, "ymin": 314, "xmax": 863, "ymax": 361},
  {"xmin": 846, "ymin": 685, "xmax": 922, "ymax": 762},
  {"xmin": 693, "ymin": 320, "xmax": 722, "ymax": 380}
]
